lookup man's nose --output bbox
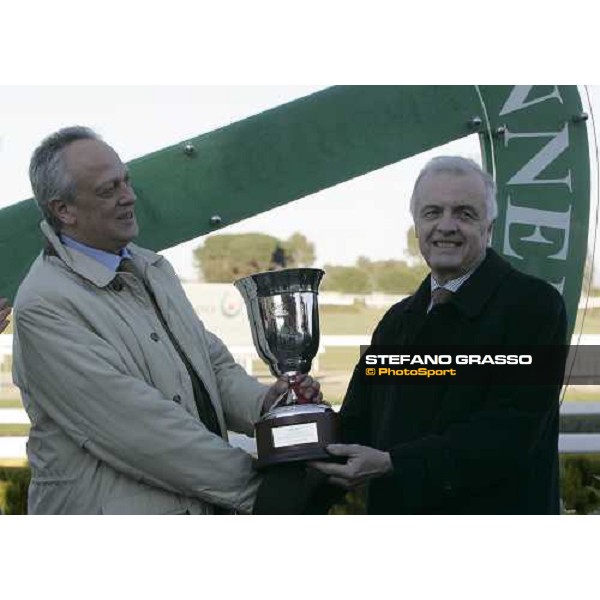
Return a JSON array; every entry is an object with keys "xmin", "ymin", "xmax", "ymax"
[
  {"xmin": 119, "ymin": 182, "xmax": 136, "ymax": 204},
  {"xmin": 436, "ymin": 211, "xmax": 457, "ymax": 232}
]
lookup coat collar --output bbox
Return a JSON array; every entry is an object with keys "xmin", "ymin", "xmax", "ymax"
[
  {"xmin": 404, "ymin": 248, "xmax": 513, "ymax": 319},
  {"xmin": 403, "ymin": 273, "xmax": 431, "ymax": 315},
  {"xmin": 40, "ymin": 221, "xmax": 164, "ymax": 288}
]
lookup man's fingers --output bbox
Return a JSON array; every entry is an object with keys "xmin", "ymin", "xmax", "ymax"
[
  {"xmin": 325, "ymin": 444, "xmax": 358, "ymax": 457},
  {"xmin": 308, "ymin": 460, "xmax": 349, "ymax": 477},
  {"xmin": 268, "ymin": 375, "xmax": 327, "ymax": 405},
  {"xmin": 299, "ymin": 386, "xmax": 315, "ymax": 400},
  {"xmin": 273, "ymin": 377, "xmax": 289, "ymax": 392},
  {"xmin": 316, "ymin": 393, "xmax": 328, "ymax": 405},
  {"xmin": 299, "ymin": 379, "xmax": 320, "ymax": 391},
  {"xmin": 295, "ymin": 375, "xmax": 323, "ymax": 403},
  {"xmin": 298, "ymin": 377, "xmax": 319, "ymax": 390},
  {"xmin": 267, "ymin": 376, "xmax": 289, "ymax": 398},
  {"xmin": 262, "ymin": 376, "xmax": 290, "ymax": 413}
]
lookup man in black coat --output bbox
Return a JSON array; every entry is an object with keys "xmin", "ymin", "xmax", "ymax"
[{"xmin": 311, "ymin": 156, "xmax": 567, "ymax": 514}]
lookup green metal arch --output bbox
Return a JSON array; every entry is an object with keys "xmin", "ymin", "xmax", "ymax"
[{"xmin": 0, "ymin": 86, "xmax": 589, "ymax": 335}]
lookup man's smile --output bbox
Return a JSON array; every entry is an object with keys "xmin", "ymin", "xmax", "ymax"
[{"xmin": 432, "ymin": 241, "xmax": 462, "ymax": 248}]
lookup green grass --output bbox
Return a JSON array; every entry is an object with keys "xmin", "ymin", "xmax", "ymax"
[
  {"xmin": 320, "ymin": 303, "xmax": 387, "ymax": 335},
  {"xmin": 253, "ymin": 347, "xmax": 360, "ymax": 376},
  {"xmin": 0, "ymin": 398, "xmax": 23, "ymax": 409},
  {"xmin": 320, "ymin": 346, "xmax": 362, "ymax": 371},
  {"xmin": 318, "ymin": 304, "xmax": 600, "ymax": 336},
  {"xmin": 0, "ymin": 481, "xmax": 8, "ymax": 509},
  {"xmin": 0, "ymin": 424, "xmax": 29, "ymax": 437},
  {"xmin": 562, "ymin": 387, "xmax": 600, "ymax": 402},
  {"xmin": 574, "ymin": 307, "xmax": 600, "ymax": 334},
  {"xmin": 0, "ymin": 460, "xmax": 27, "ymax": 468}
]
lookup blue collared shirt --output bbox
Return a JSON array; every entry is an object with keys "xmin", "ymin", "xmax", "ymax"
[{"xmin": 61, "ymin": 235, "xmax": 132, "ymax": 272}]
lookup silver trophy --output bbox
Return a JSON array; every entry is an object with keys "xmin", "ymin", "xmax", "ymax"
[{"xmin": 235, "ymin": 268, "xmax": 339, "ymax": 468}]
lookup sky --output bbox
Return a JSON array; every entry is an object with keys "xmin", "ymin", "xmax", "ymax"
[{"xmin": 1, "ymin": 85, "xmax": 598, "ymax": 284}]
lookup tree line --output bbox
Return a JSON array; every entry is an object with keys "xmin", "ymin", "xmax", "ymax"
[
  {"xmin": 194, "ymin": 231, "xmax": 600, "ymax": 296},
  {"xmin": 193, "ymin": 230, "xmax": 428, "ymax": 295}
]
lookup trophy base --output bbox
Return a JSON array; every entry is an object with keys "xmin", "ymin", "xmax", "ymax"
[{"xmin": 255, "ymin": 404, "xmax": 339, "ymax": 469}]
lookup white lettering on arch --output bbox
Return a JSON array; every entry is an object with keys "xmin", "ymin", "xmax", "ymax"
[
  {"xmin": 503, "ymin": 196, "xmax": 571, "ymax": 260},
  {"xmin": 504, "ymin": 125, "xmax": 572, "ymax": 191},
  {"xmin": 499, "ymin": 86, "xmax": 563, "ymax": 116}
]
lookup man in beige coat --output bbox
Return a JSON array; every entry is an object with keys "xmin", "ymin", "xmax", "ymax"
[{"xmin": 12, "ymin": 126, "xmax": 320, "ymax": 514}]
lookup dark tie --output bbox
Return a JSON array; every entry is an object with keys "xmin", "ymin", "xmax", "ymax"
[
  {"xmin": 117, "ymin": 258, "xmax": 221, "ymax": 436},
  {"xmin": 118, "ymin": 257, "xmax": 139, "ymax": 277},
  {"xmin": 430, "ymin": 287, "xmax": 454, "ymax": 308}
]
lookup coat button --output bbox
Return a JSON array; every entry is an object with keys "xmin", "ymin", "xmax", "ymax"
[
  {"xmin": 172, "ymin": 395, "xmax": 182, "ymax": 404},
  {"xmin": 150, "ymin": 332, "xmax": 160, "ymax": 342}
]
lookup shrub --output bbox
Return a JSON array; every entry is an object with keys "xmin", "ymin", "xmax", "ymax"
[
  {"xmin": 0, "ymin": 466, "xmax": 30, "ymax": 515},
  {"xmin": 560, "ymin": 455, "xmax": 600, "ymax": 514}
]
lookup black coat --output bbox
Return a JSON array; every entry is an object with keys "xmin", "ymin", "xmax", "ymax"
[{"xmin": 340, "ymin": 249, "xmax": 567, "ymax": 514}]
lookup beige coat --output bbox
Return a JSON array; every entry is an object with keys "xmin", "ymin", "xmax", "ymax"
[{"xmin": 12, "ymin": 223, "xmax": 267, "ymax": 514}]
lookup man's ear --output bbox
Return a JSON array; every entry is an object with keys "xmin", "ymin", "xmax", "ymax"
[
  {"xmin": 486, "ymin": 221, "xmax": 494, "ymax": 244},
  {"xmin": 49, "ymin": 198, "xmax": 76, "ymax": 227}
]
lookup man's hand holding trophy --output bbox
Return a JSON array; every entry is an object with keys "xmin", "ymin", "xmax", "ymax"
[{"xmin": 262, "ymin": 373, "xmax": 325, "ymax": 414}]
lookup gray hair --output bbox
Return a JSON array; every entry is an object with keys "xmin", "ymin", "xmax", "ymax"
[
  {"xmin": 409, "ymin": 156, "xmax": 498, "ymax": 222},
  {"xmin": 29, "ymin": 126, "xmax": 102, "ymax": 231}
]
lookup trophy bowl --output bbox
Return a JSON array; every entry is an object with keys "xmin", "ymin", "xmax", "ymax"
[{"xmin": 234, "ymin": 268, "xmax": 339, "ymax": 468}]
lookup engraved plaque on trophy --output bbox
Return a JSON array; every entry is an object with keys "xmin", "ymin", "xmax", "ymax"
[{"xmin": 235, "ymin": 268, "xmax": 339, "ymax": 468}]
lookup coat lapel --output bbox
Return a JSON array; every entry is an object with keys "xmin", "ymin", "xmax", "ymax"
[
  {"xmin": 449, "ymin": 249, "xmax": 513, "ymax": 319},
  {"xmin": 397, "ymin": 276, "xmax": 431, "ymax": 345}
]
